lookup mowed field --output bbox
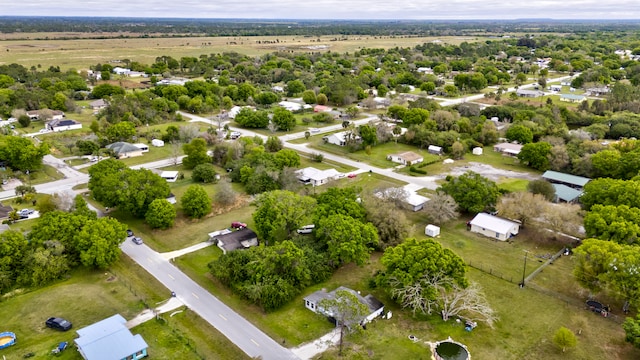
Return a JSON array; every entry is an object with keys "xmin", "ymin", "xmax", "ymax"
[{"xmin": 1, "ymin": 33, "xmax": 486, "ymax": 70}]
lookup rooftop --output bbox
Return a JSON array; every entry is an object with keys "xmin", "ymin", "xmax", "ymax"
[
  {"xmin": 211, "ymin": 228, "xmax": 258, "ymax": 252},
  {"xmin": 542, "ymin": 170, "xmax": 590, "ymax": 187},
  {"xmin": 552, "ymin": 184, "xmax": 583, "ymax": 202},
  {"xmin": 470, "ymin": 213, "xmax": 519, "ymax": 234},
  {"xmin": 75, "ymin": 314, "xmax": 147, "ymax": 360}
]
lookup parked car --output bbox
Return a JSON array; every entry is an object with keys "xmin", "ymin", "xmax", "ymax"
[
  {"xmin": 347, "ymin": 173, "xmax": 357, "ymax": 178},
  {"xmin": 45, "ymin": 317, "xmax": 72, "ymax": 331},
  {"xmin": 231, "ymin": 221, "xmax": 247, "ymax": 229},
  {"xmin": 126, "ymin": 229, "xmax": 134, "ymax": 237},
  {"xmin": 19, "ymin": 209, "xmax": 34, "ymax": 216},
  {"xmin": 297, "ymin": 224, "xmax": 315, "ymax": 234},
  {"xmin": 132, "ymin": 237, "xmax": 143, "ymax": 245}
]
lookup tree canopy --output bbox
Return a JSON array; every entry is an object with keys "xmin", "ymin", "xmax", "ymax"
[
  {"xmin": 0, "ymin": 136, "xmax": 49, "ymax": 172},
  {"xmin": 438, "ymin": 171, "xmax": 500, "ymax": 213},
  {"xmin": 253, "ymin": 190, "xmax": 316, "ymax": 246}
]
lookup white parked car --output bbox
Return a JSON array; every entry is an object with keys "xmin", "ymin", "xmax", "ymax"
[{"xmin": 297, "ymin": 224, "xmax": 315, "ymax": 234}]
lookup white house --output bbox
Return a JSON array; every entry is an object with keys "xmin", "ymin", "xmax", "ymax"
[
  {"xmin": 47, "ymin": 119, "xmax": 82, "ymax": 132},
  {"xmin": 493, "ymin": 142, "xmax": 523, "ymax": 157},
  {"xmin": 160, "ymin": 171, "xmax": 179, "ymax": 182},
  {"xmin": 387, "ymin": 151, "xmax": 424, "ymax": 166},
  {"xmin": 405, "ymin": 192, "xmax": 430, "ymax": 211},
  {"xmin": 278, "ymin": 101, "xmax": 306, "ymax": 112},
  {"xmin": 303, "ymin": 286, "xmax": 384, "ymax": 325},
  {"xmin": 469, "ymin": 213, "xmax": 520, "ymax": 241},
  {"xmin": 151, "ymin": 139, "xmax": 165, "ymax": 147},
  {"xmin": 374, "ymin": 187, "xmax": 430, "ymax": 212},
  {"xmin": 296, "ymin": 167, "xmax": 342, "ymax": 186},
  {"xmin": 323, "ymin": 131, "xmax": 360, "ymax": 147}
]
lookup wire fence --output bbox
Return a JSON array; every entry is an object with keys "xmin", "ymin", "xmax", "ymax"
[{"xmin": 466, "ymin": 256, "xmax": 627, "ymax": 325}]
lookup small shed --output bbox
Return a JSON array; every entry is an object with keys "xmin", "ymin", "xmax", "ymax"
[
  {"xmin": 151, "ymin": 139, "xmax": 165, "ymax": 147},
  {"xmin": 425, "ymin": 224, "xmax": 440, "ymax": 237},
  {"xmin": 428, "ymin": 145, "xmax": 443, "ymax": 155},
  {"xmin": 472, "ymin": 147, "xmax": 483, "ymax": 155}
]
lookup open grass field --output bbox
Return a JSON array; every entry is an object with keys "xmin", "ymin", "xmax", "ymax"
[
  {"xmin": 0, "ymin": 255, "xmax": 246, "ymax": 359},
  {"xmin": 1, "ymin": 34, "xmax": 493, "ymax": 70},
  {"xmin": 172, "ymin": 216, "xmax": 640, "ymax": 360}
]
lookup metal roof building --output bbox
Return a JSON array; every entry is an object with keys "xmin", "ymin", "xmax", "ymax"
[{"xmin": 75, "ymin": 314, "xmax": 148, "ymax": 360}]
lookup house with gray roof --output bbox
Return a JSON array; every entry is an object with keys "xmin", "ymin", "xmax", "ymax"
[
  {"xmin": 516, "ymin": 89, "xmax": 544, "ymax": 98},
  {"xmin": 304, "ymin": 286, "xmax": 384, "ymax": 325},
  {"xmin": 210, "ymin": 227, "xmax": 258, "ymax": 254},
  {"xmin": 75, "ymin": 314, "xmax": 148, "ymax": 360},
  {"xmin": 105, "ymin": 142, "xmax": 145, "ymax": 159}
]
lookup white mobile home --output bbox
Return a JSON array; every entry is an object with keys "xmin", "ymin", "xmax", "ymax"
[{"xmin": 469, "ymin": 213, "xmax": 520, "ymax": 241}]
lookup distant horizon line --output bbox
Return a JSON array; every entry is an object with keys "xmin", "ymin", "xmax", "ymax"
[{"xmin": 1, "ymin": 15, "xmax": 640, "ymax": 22}]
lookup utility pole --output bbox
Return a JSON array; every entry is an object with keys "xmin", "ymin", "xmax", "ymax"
[{"xmin": 520, "ymin": 251, "xmax": 528, "ymax": 288}]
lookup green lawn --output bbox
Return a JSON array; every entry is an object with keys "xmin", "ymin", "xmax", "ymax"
[
  {"xmin": 0, "ymin": 255, "xmax": 247, "ymax": 359},
  {"xmin": 498, "ymin": 178, "xmax": 529, "ymax": 192},
  {"xmin": 307, "ymin": 140, "xmax": 441, "ymax": 169},
  {"xmin": 175, "ymin": 249, "xmax": 381, "ymax": 346}
]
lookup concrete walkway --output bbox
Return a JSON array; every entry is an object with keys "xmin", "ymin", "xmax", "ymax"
[
  {"xmin": 161, "ymin": 241, "xmax": 214, "ymax": 260},
  {"xmin": 291, "ymin": 328, "xmax": 340, "ymax": 360},
  {"xmin": 125, "ymin": 296, "xmax": 185, "ymax": 329}
]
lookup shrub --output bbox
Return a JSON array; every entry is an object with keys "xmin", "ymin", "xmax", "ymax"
[{"xmin": 409, "ymin": 166, "xmax": 427, "ymax": 174}]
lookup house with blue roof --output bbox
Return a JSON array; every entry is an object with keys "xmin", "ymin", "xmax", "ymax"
[
  {"xmin": 75, "ymin": 314, "xmax": 148, "ymax": 360},
  {"xmin": 542, "ymin": 170, "xmax": 591, "ymax": 204}
]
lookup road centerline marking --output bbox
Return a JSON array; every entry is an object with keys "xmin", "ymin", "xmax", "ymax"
[
  {"xmin": 251, "ymin": 339, "xmax": 259, "ymax": 347},
  {"xmin": 192, "ymin": 292, "xmax": 199, "ymax": 299},
  {"xmin": 219, "ymin": 314, "xmax": 227, "ymax": 321}
]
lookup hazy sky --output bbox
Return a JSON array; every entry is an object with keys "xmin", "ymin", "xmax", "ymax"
[{"xmin": 2, "ymin": 0, "xmax": 640, "ymax": 19}]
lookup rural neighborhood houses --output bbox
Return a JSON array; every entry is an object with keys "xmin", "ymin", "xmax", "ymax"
[
  {"xmin": 304, "ymin": 286, "xmax": 385, "ymax": 325},
  {"xmin": 493, "ymin": 142, "xmax": 523, "ymax": 157},
  {"xmin": 209, "ymin": 228, "xmax": 259, "ymax": 254},
  {"xmin": 89, "ymin": 99, "xmax": 108, "ymax": 111},
  {"xmin": 387, "ymin": 151, "xmax": 424, "ymax": 166},
  {"xmin": 296, "ymin": 167, "xmax": 342, "ymax": 186},
  {"xmin": 428, "ymin": 145, "xmax": 443, "ymax": 155},
  {"xmin": 560, "ymin": 94, "xmax": 586, "ymax": 103},
  {"xmin": 47, "ymin": 119, "xmax": 82, "ymax": 132},
  {"xmin": 323, "ymin": 131, "xmax": 361, "ymax": 147},
  {"xmin": 105, "ymin": 142, "xmax": 146, "ymax": 158},
  {"xmin": 75, "ymin": 314, "xmax": 148, "ymax": 360},
  {"xmin": 27, "ymin": 109, "xmax": 65, "ymax": 120},
  {"xmin": 516, "ymin": 89, "xmax": 544, "ymax": 98},
  {"xmin": 469, "ymin": 213, "xmax": 520, "ymax": 241}
]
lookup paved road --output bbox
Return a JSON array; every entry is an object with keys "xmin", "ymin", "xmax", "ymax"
[{"xmin": 120, "ymin": 240, "xmax": 299, "ymax": 360}]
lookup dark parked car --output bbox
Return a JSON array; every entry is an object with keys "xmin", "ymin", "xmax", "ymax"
[
  {"xmin": 126, "ymin": 229, "xmax": 134, "ymax": 237},
  {"xmin": 132, "ymin": 237, "xmax": 143, "ymax": 245},
  {"xmin": 46, "ymin": 317, "xmax": 72, "ymax": 331}
]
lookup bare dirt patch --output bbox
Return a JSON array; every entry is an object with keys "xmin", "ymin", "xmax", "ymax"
[{"xmin": 438, "ymin": 161, "xmax": 539, "ymax": 181}]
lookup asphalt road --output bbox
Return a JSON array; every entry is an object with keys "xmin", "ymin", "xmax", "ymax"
[{"xmin": 121, "ymin": 240, "xmax": 299, "ymax": 360}]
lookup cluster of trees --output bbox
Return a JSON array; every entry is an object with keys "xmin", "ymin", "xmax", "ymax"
[
  {"xmin": 209, "ymin": 188, "xmax": 379, "ymax": 311},
  {"xmin": 222, "ymin": 137, "xmax": 301, "ymax": 194},
  {"xmin": 0, "ymin": 196, "xmax": 127, "ymax": 294},
  {"xmin": 375, "ymin": 238, "xmax": 496, "ymax": 326},
  {"xmin": 0, "ymin": 136, "xmax": 50, "ymax": 172},
  {"xmin": 88, "ymin": 159, "xmax": 173, "ymax": 225}
]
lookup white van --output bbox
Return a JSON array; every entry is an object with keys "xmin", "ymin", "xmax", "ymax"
[{"xmin": 297, "ymin": 224, "xmax": 315, "ymax": 234}]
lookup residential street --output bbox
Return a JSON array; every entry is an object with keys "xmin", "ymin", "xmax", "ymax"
[{"xmin": 120, "ymin": 240, "xmax": 299, "ymax": 360}]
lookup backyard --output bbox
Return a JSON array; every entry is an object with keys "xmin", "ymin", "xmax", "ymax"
[{"xmin": 0, "ymin": 256, "xmax": 246, "ymax": 359}]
